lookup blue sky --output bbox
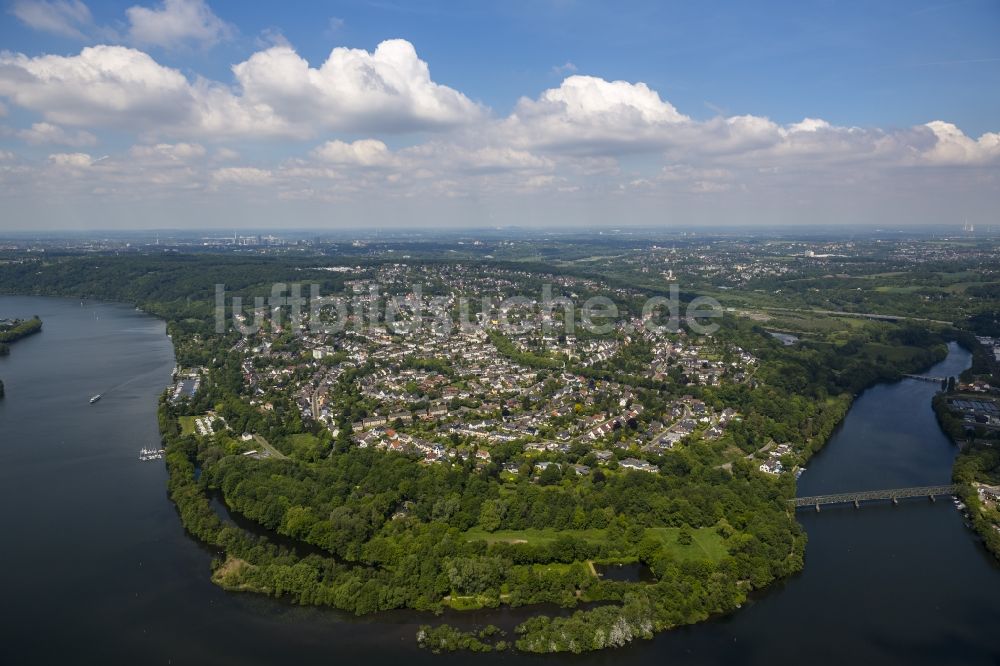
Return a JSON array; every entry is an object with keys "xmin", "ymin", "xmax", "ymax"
[
  {"xmin": 4, "ymin": 0, "xmax": 997, "ymax": 130},
  {"xmin": 0, "ymin": 0, "xmax": 998, "ymax": 229}
]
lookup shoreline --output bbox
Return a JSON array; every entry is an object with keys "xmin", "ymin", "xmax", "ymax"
[{"xmin": 933, "ymin": 396, "xmax": 1000, "ymax": 562}]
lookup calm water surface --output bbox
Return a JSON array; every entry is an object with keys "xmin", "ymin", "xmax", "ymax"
[{"xmin": 1, "ymin": 299, "xmax": 997, "ymax": 665}]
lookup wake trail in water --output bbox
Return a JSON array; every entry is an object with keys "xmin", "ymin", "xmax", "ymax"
[{"xmin": 94, "ymin": 363, "xmax": 173, "ymax": 399}]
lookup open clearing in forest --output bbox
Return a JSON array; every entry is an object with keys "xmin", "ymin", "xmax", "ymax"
[{"xmin": 464, "ymin": 526, "xmax": 727, "ymax": 562}]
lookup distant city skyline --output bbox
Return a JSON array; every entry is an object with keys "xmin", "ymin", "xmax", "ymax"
[{"xmin": 0, "ymin": 0, "xmax": 998, "ymax": 230}]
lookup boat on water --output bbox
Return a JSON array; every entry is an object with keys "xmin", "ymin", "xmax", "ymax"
[
  {"xmin": 89, "ymin": 394, "xmax": 102, "ymax": 404},
  {"xmin": 139, "ymin": 446, "xmax": 165, "ymax": 461}
]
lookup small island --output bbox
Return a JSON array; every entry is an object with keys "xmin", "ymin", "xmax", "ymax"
[
  {"xmin": 0, "ymin": 316, "xmax": 43, "ymax": 399},
  {"xmin": 0, "ymin": 316, "xmax": 43, "ymax": 350}
]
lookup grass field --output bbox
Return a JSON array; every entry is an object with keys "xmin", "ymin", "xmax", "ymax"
[
  {"xmin": 941, "ymin": 281, "xmax": 997, "ymax": 295},
  {"xmin": 530, "ymin": 562, "xmax": 588, "ymax": 575},
  {"xmin": 645, "ymin": 527, "xmax": 727, "ymax": 561},
  {"xmin": 763, "ymin": 312, "xmax": 872, "ymax": 335},
  {"xmin": 285, "ymin": 433, "xmax": 321, "ymax": 447},
  {"xmin": 286, "ymin": 433, "xmax": 318, "ymax": 442},
  {"xmin": 464, "ymin": 527, "xmax": 606, "ymax": 546},
  {"xmin": 179, "ymin": 416, "xmax": 197, "ymax": 436},
  {"xmin": 873, "ymin": 285, "xmax": 925, "ymax": 294},
  {"xmin": 464, "ymin": 525, "xmax": 727, "ymax": 562}
]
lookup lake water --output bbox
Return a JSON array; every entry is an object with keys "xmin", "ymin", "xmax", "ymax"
[
  {"xmin": 594, "ymin": 562, "xmax": 656, "ymax": 583},
  {"xmin": 1, "ymin": 298, "xmax": 998, "ymax": 665}
]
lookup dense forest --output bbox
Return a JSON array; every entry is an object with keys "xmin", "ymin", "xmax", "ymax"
[
  {"xmin": 0, "ymin": 316, "xmax": 44, "ymax": 399},
  {"xmin": 160, "ymin": 394, "xmax": 804, "ymax": 651}
]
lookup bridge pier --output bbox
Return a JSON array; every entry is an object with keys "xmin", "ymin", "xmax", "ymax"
[
  {"xmin": 929, "ymin": 495, "xmax": 936, "ymax": 503},
  {"xmin": 891, "ymin": 497, "xmax": 898, "ymax": 506},
  {"xmin": 815, "ymin": 503, "xmax": 820, "ymax": 513},
  {"xmin": 854, "ymin": 499, "xmax": 860, "ymax": 509}
]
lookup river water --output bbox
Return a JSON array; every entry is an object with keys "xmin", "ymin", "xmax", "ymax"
[{"xmin": 1, "ymin": 298, "xmax": 997, "ymax": 665}]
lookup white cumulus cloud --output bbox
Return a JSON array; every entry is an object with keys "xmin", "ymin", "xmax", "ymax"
[
  {"xmin": 212, "ymin": 147, "xmax": 240, "ymax": 161},
  {"xmin": 500, "ymin": 74, "xmax": 1000, "ymax": 171},
  {"xmin": 920, "ymin": 121, "xmax": 1000, "ymax": 166},
  {"xmin": 0, "ymin": 46, "xmax": 200, "ymax": 128},
  {"xmin": 504, "ymin": 75, "xmax": 688, "ymax": 153},
  {"xmin": 129, "ymin": 142, "xmax": 206, "ymax": 162},
  {"xmin": 211, "ymin": 166, "xmax": 272, "ymax": 185},
  {"xmin": 126, "ymin": 0, "xmax": 234, "ymax": 49},
  {"xmin": 1, "ymin": 52, "xmax": 997, "ymax": 223},
  {"xmin": 10, "ymin": 0, "xmax": 92, "ymax": 39},
  {"xmin": 400, "ymin": 143, "xmax": 553, "ymax": 172},
  {"xmin": 312, "ymin": 139, "xmax": 393, "ymax": 166},
  {"xmin": 233, "ymin": 40, "xmax": 483, "ymax": 133},
  {"xmin": 0, "ymin": 41, "xmax": 480, "ymax": 139},
  {"xmin": 17, "ymin": 122, "xmax": 97, "ymax": 147},
  {"xmin": 786, "ymin": 118, "xmax": 832, "ymax": 133},
  {"xmin": 48, "ymin": 151, "xmax": 93, "ymax": 167}
]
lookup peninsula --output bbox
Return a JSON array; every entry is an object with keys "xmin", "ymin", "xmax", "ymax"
[{"xmin": 3, "ymin": 232, "xmax": 995, "ymax": 653}]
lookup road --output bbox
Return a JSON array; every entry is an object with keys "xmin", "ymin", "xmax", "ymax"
[{"xmin": 252, "ymin": 434, "xmax": 287, "ymax": 460}]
